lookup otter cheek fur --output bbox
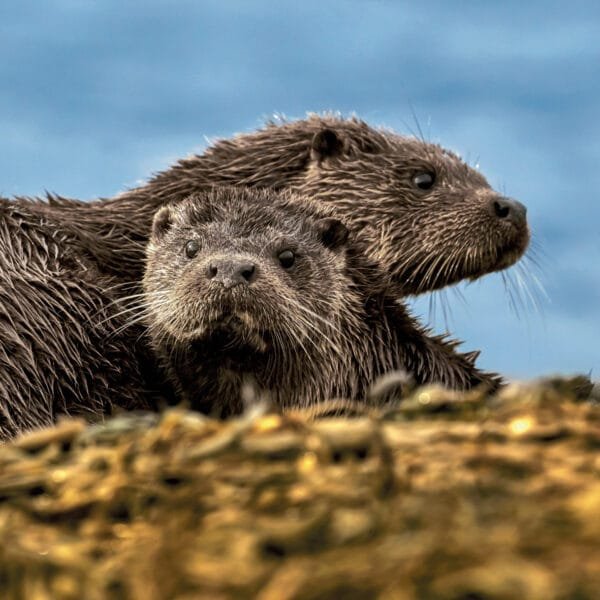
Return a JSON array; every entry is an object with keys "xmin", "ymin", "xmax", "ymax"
[{"xmin": 143, "ymin": 187, "xmax": 501, "ymax": 417}]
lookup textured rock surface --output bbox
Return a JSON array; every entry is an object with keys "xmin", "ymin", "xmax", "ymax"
[{"xmin": 0, "ymin": 378, "xmax": 598, "ymax": 599}]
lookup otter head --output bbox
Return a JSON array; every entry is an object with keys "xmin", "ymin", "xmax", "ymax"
[
  {"xmin": 143, "ymin": 187, "xmax": 356, "ymax": 405},
  {"xmin": 297, "ymin": 118, "xmax": 530, "ymax": 295}
]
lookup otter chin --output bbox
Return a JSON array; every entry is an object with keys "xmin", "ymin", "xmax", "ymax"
[
  {"xmin": 143, "ymin": 186, "xmax": 502, "ymax": 418},
  {"xmin": 465, "ymin": 218, "xmax": 531, "ymax": 282},
  {"xmin": 191, "ymin": 311, "xmax": 271, "ymax": 358}
]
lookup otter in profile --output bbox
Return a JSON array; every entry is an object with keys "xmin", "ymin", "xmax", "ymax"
[
  {"xmin": 23, "ymin": 115, "xmax": 529, "ymax": 295},
  {"xmin": 0, "ymin": 200, "xmax": 152, "ymax": 440},
  {"xmin": 143, "ymin": 187, "xmax": 500, "ymax": 415}
]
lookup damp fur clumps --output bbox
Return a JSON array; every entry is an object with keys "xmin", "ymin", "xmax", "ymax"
[
  {"xmin": 142, "ymin": 186, "xmax": 500, "ymax": 416},
  {"xmin": 0, "ymin": 200, "xmax": 154, "ymax": 440}
]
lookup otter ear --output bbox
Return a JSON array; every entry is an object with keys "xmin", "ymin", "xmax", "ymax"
[
  {"xmin": 152, "ymin": 206, "xmax": 173, "ymax": 240},
  {"xmin": 310, "ymin": 128, "xmax": 344, "ymax": 162},
  {"xmin": 316, "ymin": 218, "xmax": 349, "ymax": 251}
]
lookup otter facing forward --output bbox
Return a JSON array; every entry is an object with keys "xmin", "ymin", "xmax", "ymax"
[{"xmin": 143, "ymin": 187, "xmax": 499, "ymax": 415}]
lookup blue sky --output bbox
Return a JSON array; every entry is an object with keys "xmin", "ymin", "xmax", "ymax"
[{"xmin": 1, "ymin": 0, "xmax": 599, "ymax": 379}]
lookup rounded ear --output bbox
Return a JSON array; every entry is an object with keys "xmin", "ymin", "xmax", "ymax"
[
  {"xmin": 151, "ymin": 206, "xmax": 173, "ymax": 240},
  {"xmin": 316, "ymin": 218, "xmax": 349, "ymax": 251},
  {"xmin": 310, "ymin": 128, "xmax": 344, "ymax": 162}
]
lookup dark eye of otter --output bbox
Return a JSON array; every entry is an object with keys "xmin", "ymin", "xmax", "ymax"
[
  {"xmin": 413, "ymin": 171, "xmax": 436, "ymax": 190},
  {"xmin": 278, "ymin": 250, "xmax": 296, "ymax": 269},
  {"xmin": 185, "ymin": 240, "xmax": 199, "ymax": 259}
]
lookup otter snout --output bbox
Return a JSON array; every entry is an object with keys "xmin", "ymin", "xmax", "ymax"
[
  {"xmin": 488, "ymin": 196, "xmax": 527, "ymax": 227},
  {"xmin": 206, "ymin": 257, "xmax": 257, "ymax": 289}
]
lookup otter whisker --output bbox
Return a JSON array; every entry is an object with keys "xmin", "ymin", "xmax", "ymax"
[
  {"xmin": 95, "ymin": 293, "xmax": 169, "ymax": 328},
  {"xmin": 501, "ymin": 270, "xmax": 533, "ymax": 320},
  {"xmin": 501, "ymin": 271, "xmax": 520, "ymax": 318},
  {"xmin": 100, "ymin": 279, "xmax": 142, "ymax": 294},
  {"xmin": 95, "ymin": 300, "xmax": 154, "ymax": 325},
  {"xmin": 92, "ymin": 289, "xmax": 169, "ymax": 320},
  {"xmin": 102, "ymin": 295, "xmax": 172, "ymax": 335},
  {"xmin": 427, "ymin": 288, "xmax": 454, "ymax": 332},
  {"xmin": 105, "ymin": 311, "xmax": 156, "ymax": 338},
  {"xmin": 274, "ymin": 305, "xmax": 335, "ymax": 360},
  {"xmin": 515, "ymin": 260, "xmax": 548, "ymax": 315},
  {"xmin": 290, "ymin": 310, "xmax": 349, "ymax": 362},
  {"xmin": 282, "ymin": 295, "xmax": 340, "ymax": 337}
]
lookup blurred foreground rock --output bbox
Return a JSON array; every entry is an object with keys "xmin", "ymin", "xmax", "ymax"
[{"xmin": 0, "ymin": 377, "xmax": 598, "ymax": 599}]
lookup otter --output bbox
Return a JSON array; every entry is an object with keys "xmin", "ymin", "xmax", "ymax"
[
  {"xmin": 0, "ymin": 199, "xmax": 153, "ymax": 440},
  {"xmin": 0, "ymin": 115, "xmax": 526, "ymax": 434},
  {"xmin": 143, "ymin": 187, "xmax": 500, "ymax": 415},
  {"xmin": 20, "ymin": 115, "xmax": 529, "ymax": 295}
]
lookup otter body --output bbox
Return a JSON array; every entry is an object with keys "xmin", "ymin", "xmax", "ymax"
[
  {"xmin": 143, "ymin": 188, "xmax": 499, "ymax": 415},
  {"xmin": 21, "ymin": 115, "xmax": 529, "ymax": 294},
  {"xmin": 0, "ymin": 200, "xmax": 152, "ymax": 439}
]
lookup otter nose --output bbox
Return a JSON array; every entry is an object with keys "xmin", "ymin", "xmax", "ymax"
[
  {"xmin": 488, "ymin": 196, "xmax": 527, "ymax": 226},
  {"xmin": 207, "ymin": 258, "xmax": 257, "ymax": 288}
]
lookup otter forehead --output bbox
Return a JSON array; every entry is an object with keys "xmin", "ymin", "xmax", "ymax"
[
  {"xmin": 169, "ymin": 201, "xmax": 315, "ymax": 248},
  {"xmin": 182, "ymin": 221, "xmax": 307, "ymax": 255},
  {"xmin": 302, "ymin": 116, "xmax": 489, "ymax": 184},
  {"xmin": 302, "ymin": 117, "xmax": 491, "ymax": 190}
]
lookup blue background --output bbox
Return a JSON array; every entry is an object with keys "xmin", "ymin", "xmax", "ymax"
[{"xmin": 1, "ymin": 1, "xmax": 599, "ymax": 380}]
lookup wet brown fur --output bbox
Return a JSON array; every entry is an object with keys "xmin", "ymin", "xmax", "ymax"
[
  {"xmin": 143, "ymin": 187, "xmax": 500, "ymax": 415},
  {"xmin": 18, "ymin": 115, "xmax": 529, "ymax": 295},
  {"xmin": 0, "ymin": 199, "xmax": 153, "ymax": 439}
]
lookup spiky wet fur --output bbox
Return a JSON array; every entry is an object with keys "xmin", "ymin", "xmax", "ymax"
[
  {"xmin": 143, "ymin": 187, "xmax": 500, "ymax": 415},
  {"xmin": 0, "ymin": 200, "xmax": 153, "ymax": 439},
  {"xmin": 17, "ymin": 115, "xmax": 528, "ymax": 295}
]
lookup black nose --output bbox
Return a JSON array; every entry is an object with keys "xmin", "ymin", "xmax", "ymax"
[
  {"xmin": 207, "ymin": 258, "xmax": 257, "ymax": 288},
  {"xmin": 489, "ymin": 196, "xmax": 527, "ymax": 226}
]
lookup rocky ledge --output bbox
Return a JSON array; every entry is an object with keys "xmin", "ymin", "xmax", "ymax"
[{"xmin": 0, "ymin": 377, "xmax": 598, "ymax": 599}]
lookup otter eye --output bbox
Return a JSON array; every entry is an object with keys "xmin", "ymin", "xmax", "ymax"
[
  {"xmin": 185, "ymin": 240, "xmax": 199, "ymax": 259},
  {"xmin": 278, "ymin": 250, "xmax": 295, "ymax": 269},
  {"xmin": 413, "ymin": 171, "xmax": 435, "ymax": 190}
]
